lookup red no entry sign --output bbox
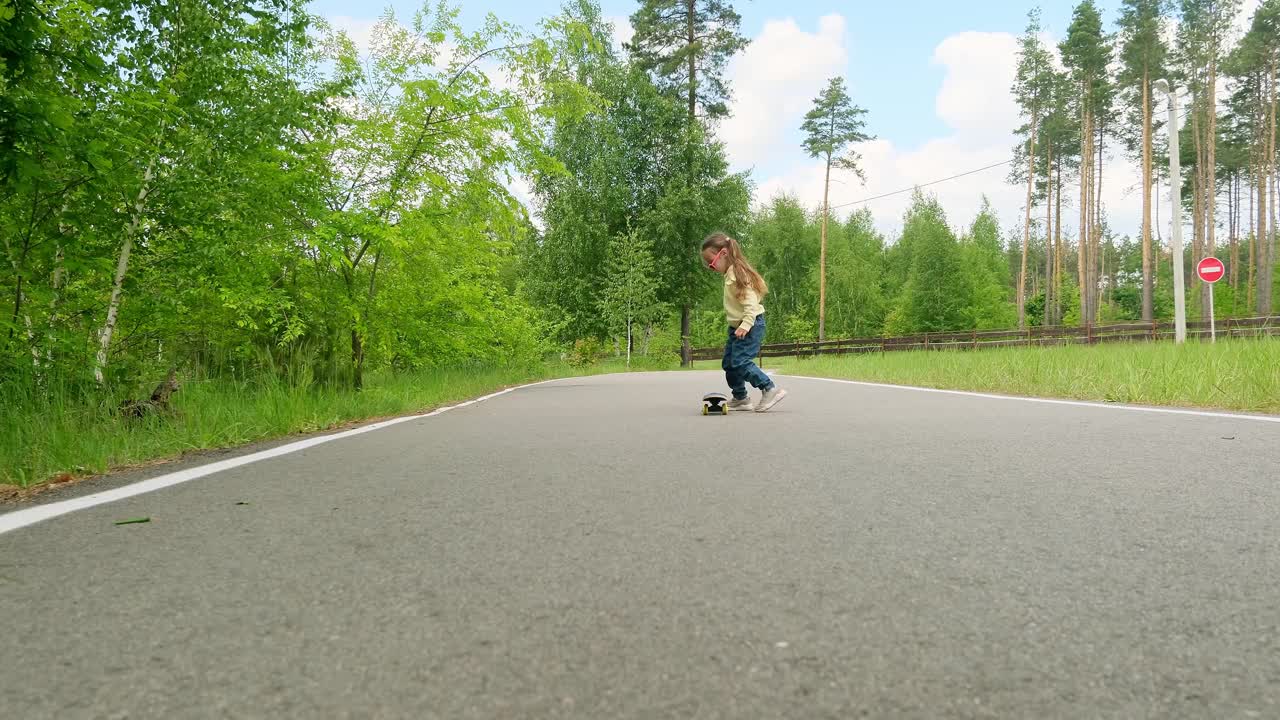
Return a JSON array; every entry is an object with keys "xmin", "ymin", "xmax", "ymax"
[{"xmin": 1196, "ymin": 257, "xmax": 1225, "ymax": 284}]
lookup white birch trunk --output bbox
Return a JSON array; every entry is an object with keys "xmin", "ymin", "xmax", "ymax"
[{"xmin": 95, "ymin": 157, "xmax": 157, "ymax": 385}]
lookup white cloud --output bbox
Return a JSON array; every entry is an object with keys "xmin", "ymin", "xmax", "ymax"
[
  {"xmin": 757, "ymin": 136, "xmax": 1028, "ymax": 240},
  {"xmin": 1231, "ymin": 0, "xmax": 1263, "ymax": 43},
  {"xmin": 505, "ymin": 174, "xmax": 542, "ymax": 229},
  {"xmin": 606, "ymin": 15, "xmax": 635, "ymax": 52},
  {"xmin": 754, "ymin": 27, "xmax": 1151, "ymax": 243},
  {"xmin": 327, "ymin": 15, "xmax": 377, "ymax": 56},
  {"xmin": 720, "ymin": 14, "xmax": 849, "ymax": 173},
  {"xmin": 478, "ymin": 58, "xmax": 520, "ymax": 94},
  {"xmin": 932, "ymin": 32, "xmax": 1020, "ymax": 143},
  {"xmin": 435, "ymin": 41, "xmax": 460, "ymax": 72}
]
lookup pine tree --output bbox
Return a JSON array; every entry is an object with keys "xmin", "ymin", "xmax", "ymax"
[
  {"xmin": 800, "ymin": 77, "xmax": 873, "ymax": 341},
  {"xmin": 1061, "ymin": 0, "xmax": 1114, "ymax": 324},
  {"xmin": 1178, "ymin": 0, "xmax": 1241, "ymax": 319},
  {"xmin": 1117, "ymin": 0, "xmax": 1170, "ymax": 323},
  {"xmin": 626, "ymin": 0, "xmax": 750, "ymax": 364},
  {"xmin": 1012, "ymin": 8, "xmax": 1055, "ymax": 329},
  {"xmin": 1231, "ymin": 0, "xmax": 1280, "ymax": 314},
  {"xmin": 1220, "ymin": 72, "xmax": 1255, "ymax": 308},
  {"xmin": 1040, "ymin": 66, "xmax": 1079, "ymax": 325},
  {"xmin": 626, "ymin": 0, "xmax": 749, "ymax": 123}
]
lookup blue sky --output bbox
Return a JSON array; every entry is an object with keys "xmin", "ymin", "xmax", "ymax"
[
  {"xmin": 313, "ymin": 0, "xmax": 1116, "ymax": 147},
  {"xmin": 309, "ymin": 0, "xmax": 1258, "ymax": 237}
]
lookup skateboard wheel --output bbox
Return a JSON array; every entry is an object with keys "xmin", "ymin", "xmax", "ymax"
[
  {"xmin": 721, "ymin": 405, "xmax": 728, "ymax": 415},
  {"xmin": 702, "ymin": 405, "xmax": 708, "ymax": 415}
]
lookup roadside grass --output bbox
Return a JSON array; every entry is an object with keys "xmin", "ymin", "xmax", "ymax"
[
  {"xmin": 762, "ymin": 337, "xmax": 1280, "ymax": 414},
  {"xmin": 11, "ymin": 337, "xmax": 1271, "ymax": 494},
  {"xmin": 1, "ymin": 357, "xmax": 667, "ymax": 490}
]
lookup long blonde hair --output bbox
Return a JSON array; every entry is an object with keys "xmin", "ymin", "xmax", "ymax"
[{"xmin": 702, "ymin": 232, "xmax": 768, "ymax": 300}]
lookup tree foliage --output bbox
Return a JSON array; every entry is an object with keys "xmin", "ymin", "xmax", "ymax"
[
  {"xmin": 0, "ymin": 0, "xmax": 596, "ymax": 397},
  {"xmin": 4, "ymin": 0, "xmax": 1276, "ymax": 413},
  {"xmin": 800, "ymin": 77, "xmax": 872, "ymax": 180},
  {"xmin": 625, "ymin": 0, "xmax": 749, "ymax": 121},
  {"xmin": 598, "ymin": 227, "xmax": 664, "ymax": 365}
]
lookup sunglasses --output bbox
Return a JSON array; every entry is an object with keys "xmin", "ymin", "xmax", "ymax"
[{"xmin": 706, "ymin": 247, "xmax": 727, "ymax": 270}]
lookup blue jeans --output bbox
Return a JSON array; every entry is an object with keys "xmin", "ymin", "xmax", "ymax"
[{"xmin": 722, "ymin": 314, "xmax": 773, "ymax": 400}]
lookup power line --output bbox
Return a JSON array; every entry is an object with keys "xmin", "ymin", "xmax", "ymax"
[{"xmin": 827, "ymin": 158, "xmax": 1015, "ymax": 211}]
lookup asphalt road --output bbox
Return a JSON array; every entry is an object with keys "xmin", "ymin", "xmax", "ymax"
[{"xmin": 2, "ymin": 371, "xmax": 1278, "ymax": 719}]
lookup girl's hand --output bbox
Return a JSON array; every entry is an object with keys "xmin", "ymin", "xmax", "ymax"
[{"xmin": 734, "ymin": 326, "xmax": 748, "ymax": 339}]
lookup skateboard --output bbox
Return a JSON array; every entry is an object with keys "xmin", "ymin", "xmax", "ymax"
[{"xmin": 702, "ymin": 392, "xmax": 729, "ymax": 415}]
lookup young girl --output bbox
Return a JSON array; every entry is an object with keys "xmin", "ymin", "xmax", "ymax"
[{"xmin": 701, "ymin": 232, "xmax": 787, "ymax": 412}]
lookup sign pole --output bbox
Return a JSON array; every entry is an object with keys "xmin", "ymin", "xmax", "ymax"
[
  {"xmin": 1195, "ymin": 256, "xmax": 1224, "ymax": 344},
  {"xmin": 1209, "ymin": 282, "xmax": 1215, "ymax": 343}
]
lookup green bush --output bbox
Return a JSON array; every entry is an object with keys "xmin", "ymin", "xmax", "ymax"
[
  {"xmin": 644, "ymin": 323, "xmax": 684, "ymax": 364},
  {"xmin": 567, "ymin": 338, "xmax": 605, "ymax": 368}
]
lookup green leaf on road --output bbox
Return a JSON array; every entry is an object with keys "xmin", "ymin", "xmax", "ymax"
[{"xmin": 114, "ymin": 517, "xmax": 151, "ymax": 526}]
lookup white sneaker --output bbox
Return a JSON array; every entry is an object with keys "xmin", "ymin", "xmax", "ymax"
[
  {"xmin": 754, "ymin": 386, "xmax": 787, "ymax": 412},
  {"xmin": 727, "ymin": 396, "xmax": 755, "ymax": 411}
]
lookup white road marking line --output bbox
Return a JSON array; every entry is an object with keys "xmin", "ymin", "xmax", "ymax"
[
  {"xmin": 0, "ymin": 378, "xmax": 566, "ymax": 536},
  {"xmin": 778, "ymin": 374, "xmax": 1280, "ymax": 423}
]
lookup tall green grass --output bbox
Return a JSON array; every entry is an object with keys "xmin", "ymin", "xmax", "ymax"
[
  {"xmin": 768, "ymin": 338, "xmax": 1280, "ymax": 413},
  {"xmin": 1, "ymin": 361, "xmax": 632, "ymax": 489}
]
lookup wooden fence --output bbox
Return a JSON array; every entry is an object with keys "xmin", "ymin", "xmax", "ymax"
[{"xmin": 690, "ymin": 315, "xmax": 1280, "ymax": 363}]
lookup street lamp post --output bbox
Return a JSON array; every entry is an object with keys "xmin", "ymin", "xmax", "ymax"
[{"xmin": 1153, "ymin": 79, "xmax": 1187, "ymax": 344}]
